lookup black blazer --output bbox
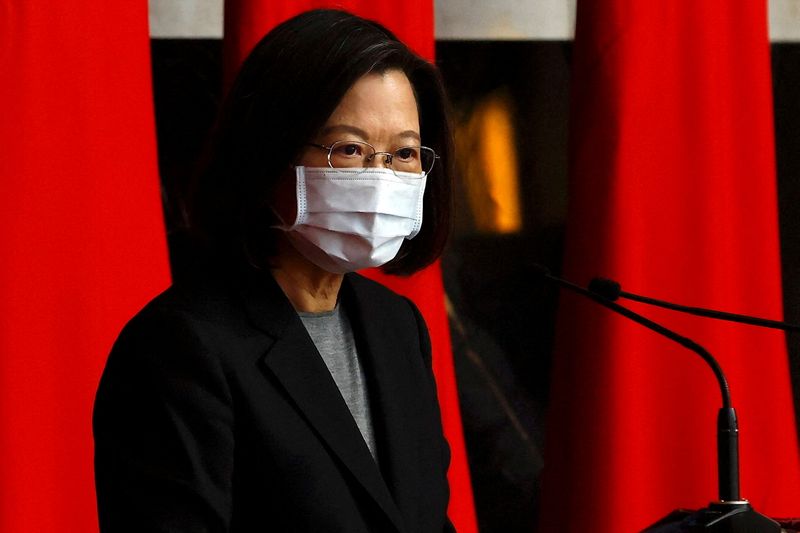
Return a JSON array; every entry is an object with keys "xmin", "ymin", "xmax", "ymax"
[{"xmin": 93, "ymin": 269, "xmax": 454, "ymax": 532}]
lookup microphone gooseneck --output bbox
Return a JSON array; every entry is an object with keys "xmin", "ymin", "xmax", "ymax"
[
  {"xmin": 537, "ymin": 265, "xmax": 782, "ymax": 530},
  {"xmin": 535, "ymin": 265, "xmax": 739, "ymax": 503},
  {"xmin": 588, "ymin": 276, "xmax": 800, "ymax": 332},
  {"xmin": 538, "ymin": 268, "xmax": 732, "ymax": 409}
]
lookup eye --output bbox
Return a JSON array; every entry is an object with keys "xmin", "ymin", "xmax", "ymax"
[
  {"xmin": 333, "ymin": 142, "xmax": 364, "ymax": 158},
  {"xmin": 395, "ymin": 147, "xmax": 420, "ymax": 162}
]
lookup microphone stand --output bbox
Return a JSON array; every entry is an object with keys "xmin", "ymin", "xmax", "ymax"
[{"xmin": 539, "ymin": 268, "xmax": 781, "ymax": 532}]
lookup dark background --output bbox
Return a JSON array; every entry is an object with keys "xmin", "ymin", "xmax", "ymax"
[{"xmin": 150, "ymin": 38, "xmax": 800, "ymax": 533}]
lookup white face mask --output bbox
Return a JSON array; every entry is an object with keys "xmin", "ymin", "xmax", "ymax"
[{"xmin": 274, "ymin": 166, "xmax": 427, "ymax": 274}]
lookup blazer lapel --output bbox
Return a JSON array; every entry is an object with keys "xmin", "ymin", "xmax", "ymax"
[
  {"xmin": 235, "ymin": 269, "xmax": 406, "ymax": 533},
  {"xmin": 342, "ymin": 275, "xmax": 422, "ymax": 526}
]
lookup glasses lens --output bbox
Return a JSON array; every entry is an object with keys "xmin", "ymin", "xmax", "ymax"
[
  {"xmin": 392, "ymin": 146, "xmax": 437, "ymax": 176},
  {"xmin": 328, "ymin": 141, "xmax": 374, "ymax": 168},
  {"xmin": 420, "ymin": 147, "xmax": 436, "ymax": 175}
]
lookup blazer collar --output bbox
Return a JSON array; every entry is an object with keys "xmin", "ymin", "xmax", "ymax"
[
  {"xmin": 341, "ymin": 276, "xmax": 423, "ymax": 521},
  {"xmin": 236, "ymin": 269, "xmax": 407, "ymax": 533}
]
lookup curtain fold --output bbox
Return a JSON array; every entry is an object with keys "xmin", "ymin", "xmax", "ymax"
[
  {"xmin": 540, "ymin": 1, "xmax": 800, "ymax": 531},
  {"xmin": 0, "ymin": 2, "xmax": 171, "ymax": 531}
]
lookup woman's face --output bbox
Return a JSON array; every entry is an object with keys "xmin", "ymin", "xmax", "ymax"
[{"xmin": 272, "ymin": 69, "xmax": 420, "ymax": 224}]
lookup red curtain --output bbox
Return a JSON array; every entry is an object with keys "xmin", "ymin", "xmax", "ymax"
[
  {"xmin": 0, "ymin": 2, "xmax": 170, "ymax": 532},
  {"xmin": 223, "ymin": 3, "xmax": 477, "ymax": 531},
  {"xmin": 540, "ymin": 1, "xmax": 800, "ymax": 531}
]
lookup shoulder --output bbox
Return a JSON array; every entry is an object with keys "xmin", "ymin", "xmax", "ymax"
[
  {"xmin": 121, "ymin": 269, "xmax": 276, "ymax": 342},
  {"xmin": 105, "ymin": 273, "xmax": 274, "ymax": 384},
  {"xmin": 106, "ymin": 283, "xmax": 227, "ymax": 373},
  {"xmin": 130, "ymin": 275, "xmax": 244, "ymax": 329}
]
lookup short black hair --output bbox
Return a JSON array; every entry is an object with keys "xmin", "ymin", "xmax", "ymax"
[{"xmin": 188, "ymin": 9, "xmax": 453, "ymax": 276}]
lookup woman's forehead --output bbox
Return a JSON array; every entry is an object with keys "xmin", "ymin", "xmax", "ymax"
[{"xmin": 321, "ymin": 70, "xmax": 420, "ymax": 140}]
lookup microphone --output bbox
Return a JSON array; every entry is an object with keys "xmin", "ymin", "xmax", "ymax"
[
  {"xmin": 535, "ymin": 265, "xmax": 781, "ymax": 531},
  {"xmin": 533, "ymin": 266, "xmax": 732, "ymax": 408},
  {"xmin": 588, "ymin": 276, "xmax": 800, "ymax": 332}
]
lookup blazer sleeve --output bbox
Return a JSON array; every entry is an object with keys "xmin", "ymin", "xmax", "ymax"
[
  {"xmin": 93, "ymin": 306, "xmax": 235, "ymax": 533},
  {"xmin": 404, "ymin": 297, "xmax": 458, "ymax": 533}
]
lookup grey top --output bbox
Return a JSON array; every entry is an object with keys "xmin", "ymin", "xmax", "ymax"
[{"xmin": 298, "ymin": 304, "xmax": 377, "ymax": 461}]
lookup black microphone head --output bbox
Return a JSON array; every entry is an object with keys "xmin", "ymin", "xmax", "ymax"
[{"xmin": 588, "ymin": 277, "xmax": 622, "ymax": 301}]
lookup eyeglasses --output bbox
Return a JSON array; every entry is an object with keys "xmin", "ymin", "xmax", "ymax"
[{"xmin": 307, "ymin": 140, "xmax": 438, "ymax": 177}]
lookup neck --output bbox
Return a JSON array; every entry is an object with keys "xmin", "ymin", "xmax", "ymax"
[{"xmin": 270, "ymin": 237, "xmax": 344, "ymax": 313}]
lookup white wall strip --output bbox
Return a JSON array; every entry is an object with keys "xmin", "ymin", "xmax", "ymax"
[
  {"xmin": 435, "ymin": 0, "xmax": 576, "ymax": 40},
  {"xmin": 148, "ymin": 0, "xmax": 800, "ymax": 42},
  {"xmin": 149, "ymin": 0, "xmax": 224, "ymax": 39},
  {"xmin": 770, "ymin": 0, "xmax": 800, "ymax": 42}
]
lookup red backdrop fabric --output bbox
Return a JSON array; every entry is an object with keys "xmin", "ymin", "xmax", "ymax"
[
  {"xmin": 223, "ymin": 3, "xmax": 477, "ymax": 531},
  {"xmin": 0, "ymin": 2, "xmax": 171, "ymax": 532},
  {"xmin": 540, "ymin": 1, "xmax": 800, "ymax": 531}
]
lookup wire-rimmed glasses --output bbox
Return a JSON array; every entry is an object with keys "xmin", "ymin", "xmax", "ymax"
[{"xmin": 307, "ymin": 140, "xmax": 438, "ymax": 177}]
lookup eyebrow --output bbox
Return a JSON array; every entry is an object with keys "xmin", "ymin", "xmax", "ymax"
[
  {"xmin": 319, "ymin": 124, "xmax": 370, "ymax": 139},
  {"xmin": 396, "ymin": 130, "xmax": 422, "ymax": 142},
  {"xmin": 319, "ymin": 125, "xmax": 422, "ymax": 143}
]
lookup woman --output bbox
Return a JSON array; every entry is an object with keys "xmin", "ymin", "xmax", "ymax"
[{"xmin": 93, "ymin": 8, "xmax": 456, "ymax": 533}]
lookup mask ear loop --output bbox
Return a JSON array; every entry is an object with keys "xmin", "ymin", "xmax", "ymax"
[{"xmin": 269, "ymin": 208, "xmax": 289, "ymax": 230}]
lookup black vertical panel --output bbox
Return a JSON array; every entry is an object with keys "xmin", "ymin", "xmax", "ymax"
[
  {"xmin": 150, "ymin": 38, "xmax": 223, "ymax": 278},
  {"xmin": 772, "ymin": 42, "xmax": 800, "ymax": 437}
]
